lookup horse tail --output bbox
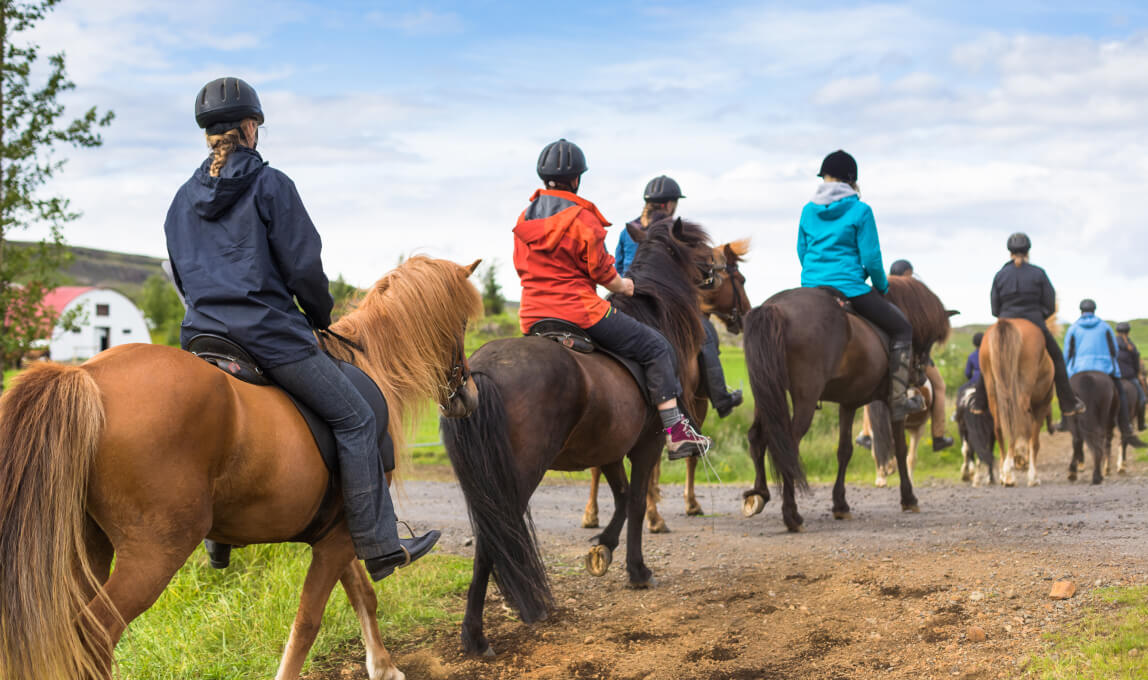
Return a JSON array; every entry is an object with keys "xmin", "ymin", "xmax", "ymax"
[
  {"xmin": 868, "ymin": 400, "xmax": 894, "ymax": 470},
  {"xmin": 0, "ymin": 363, "xmax": 110, "ymax": 680},
  {"xmin": 440, "ymin": 372, "xmax": 553, "ymax": 623},
  {"xmin": 744, "ymin": 305, "xmax": 808, "ymax": 491},
  {"xmin": 989, "ymin": 321, "xmax": 1029, "ymax": 444}
]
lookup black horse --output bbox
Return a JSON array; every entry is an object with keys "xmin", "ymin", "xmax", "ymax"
[
  {"xmin": 1067, "ymin": 371, "xmax": 1118, "ymax": 484},
  {"xmin": 442, "ymin": 219, "xmax": 714, "ymax": 656}
]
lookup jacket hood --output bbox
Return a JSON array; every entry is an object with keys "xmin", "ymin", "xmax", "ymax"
[
  {"xmin": 514, "ymin": 189, "xmax": 609, "ymax": 252},
  {"xmin": 810, "ymin": 182, "xmax": 859, "ymax": 218},
  {"xmin": 1076, "ymin": 313, "xmax": 1103, "ymax": 329},
  {"xmin": 190, "ymin": 147, "xmax": 267, "ymax": 220}
]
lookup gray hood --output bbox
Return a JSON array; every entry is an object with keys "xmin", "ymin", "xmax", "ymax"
[{"xmin": 811, "ymin": 182, "xmax": 858, "ymax": 206}]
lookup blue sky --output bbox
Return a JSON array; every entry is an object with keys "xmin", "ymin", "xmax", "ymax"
[{"xmin": 20, "ymin": 1, "xmax": 1148, "ymax": 324}]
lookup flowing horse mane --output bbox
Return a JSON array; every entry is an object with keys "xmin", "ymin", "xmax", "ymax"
[
  {"xmin": 885, "ymin": 276, "xmax": 951, "ymax": 352},
  {"xmin": 326, "ymin": 255, "xmax": 483, "ymax": 471},
  {"xmin": 612, "ymin": 219, "xmax": 710, "ymax": 410}
]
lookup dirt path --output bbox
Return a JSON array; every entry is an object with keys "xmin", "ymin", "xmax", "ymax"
[{"xmin": 312, "ymin": 432, "xmax": 1148, "ymax": 679}]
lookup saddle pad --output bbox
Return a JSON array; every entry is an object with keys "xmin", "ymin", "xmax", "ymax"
[{"xmin": 526, "ymin": 319, "xmax": 651, "ymax": 405}]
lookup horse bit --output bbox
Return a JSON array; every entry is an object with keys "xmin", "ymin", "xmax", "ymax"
[{"xmin": 439, "ymin": 321, "xmax": 470, "ymax": 407}]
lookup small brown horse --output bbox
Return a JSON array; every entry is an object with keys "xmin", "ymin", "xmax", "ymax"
[
  {"xmin": 581, "ymin": 238, "xmax": 752, "ymax": 533},
  {"xmin": 0, "ymin": 256, "xmax": 483, "ymax": 680},
  {"xmin": 442, "ymin": 219, "xmax": 712, "ymax": 657},
  {"xmin": 979, "ymin": 318, "xmax": 1054, "ymax": 487},
  {"xmin": 741, "ymin": 277, "xmax": 950, "ymax": 532}
]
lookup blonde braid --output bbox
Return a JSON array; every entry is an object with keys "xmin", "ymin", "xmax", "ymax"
[{"xmin": 205, "ymin": 129, "xmax": 243, "ymax": 177}]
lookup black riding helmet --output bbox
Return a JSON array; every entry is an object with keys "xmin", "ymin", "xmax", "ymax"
[
  {"xmin": 537, "ymin": 139, "xmax": 587, "ymax": 182},
  {"xmin": 1117, "ymin": 322, "xmax": 1132, "ymax": 334},
  {"xmin": 196, "ymin": 77, "xmax": 264, "ymax": 135},
  {"xmin": 818, "ymin": 149, "xmax": 858, "ymax": 184},
  {"xmin": 643, "ymin": 175, "xmax": 685, "ymax": 203},
  {"xmin": 1007, "ymin": 232, "xmax": 1031, "ymax": 255},
  {"xmin": 1080, "ymin": 298, "xmax": 1097, "ymax": 313},
  {"xmin": 889, "ymin": 259, "xmax": 913, "ymax": 276}
]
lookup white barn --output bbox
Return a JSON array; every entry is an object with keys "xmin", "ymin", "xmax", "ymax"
[{"xmin": 43, "ymin": 286, "xmax": 151, "ymax": 361}]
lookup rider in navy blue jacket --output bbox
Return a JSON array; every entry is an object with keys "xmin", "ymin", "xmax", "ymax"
[{"xmin": 165, "ymin": 77, "xmax": 438, "ymax": 581}]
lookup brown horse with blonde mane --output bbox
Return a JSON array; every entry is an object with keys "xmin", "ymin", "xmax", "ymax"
[
  {"xmin": 581, "ymin": 238, "xmax": 752, "ymax": 533},
  {"xmin": 741, "ymin": 275, "xmax": 950, "ymax": 532},
  {"xmin": 0, "ymin": 256, "xmax": 483, "ymax": 680},
  {"xmin": 979, "ymin": 318, "xmax": 1055, "ymax": 487}
]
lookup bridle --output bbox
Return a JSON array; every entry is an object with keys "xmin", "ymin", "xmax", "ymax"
[
  {"xmin": 710, "ymin": 258, "xmax": 748, "ymax": 331},
  {"xmin": 438, "ymin": 320, "xmax": 470, "ymax": 408}
]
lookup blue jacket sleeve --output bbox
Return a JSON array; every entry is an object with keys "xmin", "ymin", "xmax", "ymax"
[
  {"xmin": 257, "ymin": 173, "xmax": 333, "ymax": 329},
  {"xmin": 614, "ymin": 231, "xmax": 629, "ymax": 276},
  {"xmin": 1065, "ymin": 325, "xmax": 1077, "ymax": 364},
  {"xmin": 796, "ymin": 215, "xmax": 808, "ymax": 266},
  {"xmin": 856, "ymin": 207, "xmax": 888, "ymax": 294}
]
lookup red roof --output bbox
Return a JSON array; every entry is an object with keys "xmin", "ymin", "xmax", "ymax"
[{"xmin": 41, "ymin": 286, "xmax": 96, "ymax": 314}]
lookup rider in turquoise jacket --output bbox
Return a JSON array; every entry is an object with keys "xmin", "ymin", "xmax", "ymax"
[{"xmin": 797, "ymin": 150, "xmax": 922, "ymax": 420}]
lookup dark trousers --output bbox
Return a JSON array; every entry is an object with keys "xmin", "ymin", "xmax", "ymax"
[
  {"xmin": 848, "ymin": 290, "xmax": 912, "ymax": 347},
  {"xmin": 266, "ymin": 350, "xmax": 399, "ymax": 559},
  {"xmin": 586, "ymin": 307, "xmax": 681, "ymax": 405},
  {"xmin": 699, "ymin": 315, "xmax": 732, "ymax": 406}
]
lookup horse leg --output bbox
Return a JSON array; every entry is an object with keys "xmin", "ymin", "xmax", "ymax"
[
  {"xmin": 832, "ymin": 406, "xmax": 856, "ymax": 520},
  {"xmin": 461, "ymin": 540, "xmax": 495, "ymax": 657},
  {"xmin": 960, "ymin": 438, "xmax": 973, "ymax": 482},
  {"xmin": 339, "ymin": 559, "xmax": 404, "ymax": 680},
  {"xmin": 582, "ymin": 466, "xmax": 601, "ymax": 529},
  {"xmin": 999, "ymin": 423, "xmax": 1016, "ymax": 487},
  {"xmin": 781, "ymin": 399, "xmax": 818, "ymax": 532},
  {"xmin": 1026, "ymin": 424, "xmax": 1041, "ymax": 487},
  {"xmin": 645, "ymin": 459, "xmax": 668, "ymax": 534},
  {"xmin": 872, "ymin": 437, "xmax": 887, "ymax": 488},
  {"xmin": 624, "ymin": 441, "xmax": 659, "ymax": 588},
  {"xmin": 276, "ymin": 532, "xmax": 394, "ymax": 680},
  {"xmin": 892, "ymin": 420, "xmax": 919, "ymax": 512},
  {"xmin": 1068, "ymin": 434, "xmax": 1082, "ymax": 482},
  {"xmin": 741, "ymin": 417, "xmax": 771, "ymax": 517},
  {"xmin": 907, "ymin": 425, "xmax": 921, "ymax": 485},
  {"xmin": 684, "ymin": 456, "xmax": 703, "ymax": 516},
  {"xmin": 587, "ymin": 460, "xmax": 629, "ymax": 577}
]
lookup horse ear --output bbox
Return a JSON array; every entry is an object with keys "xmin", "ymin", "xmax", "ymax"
[
  {"xmin": 723, "ymin": 243, "xmax": 737, "ymax": 262},
  {"xmin": 947, "ymin": 309, "xmax": 960, "ymax": 317},
  {"xmin": 672, "ymin": 217, "xmax": 684, "ymax": 240},
  {"xmin": 465, "ymin": 259, "xmax": 482, "ymax": 276}
]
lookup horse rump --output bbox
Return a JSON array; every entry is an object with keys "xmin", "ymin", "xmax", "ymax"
[
  {"xmin": 744, "ymin": 304, "xmax": 808, "ymax": 491},
  {"xmin": 441, "ymin": 372, "xmax": 553, "ymax": 623}
]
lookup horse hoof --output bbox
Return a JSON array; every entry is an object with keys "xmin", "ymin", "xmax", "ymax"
[
  {"xmin": 1118, "ymin": 468, "xmax": 1127, "ymax": 476},
  {"xmin": 585, "ymin": 545, "xmax": 613, "ymax": 577},
  {"xmin": 1027, "ymin": 479, "xmax": 1041, "ymax": 487},
  {"xmin": 581, "ymin": 518, "xmax": 599, "ymax": 529},
  {"xmin": 627, "ymin": 575, "xmax": 657, "ymax": 590},
  {"xmin": 481, "ymin": 645, "xmax": 496, "ymax": 658},
  {"xmin": 1091, "ymin": 477, "xmax": 1103, "ymax": 485},
  {"xmin": 833, "ymin": 511, "xmax": 852, "ymax": 520},
  {"xmin": 686, "ymin": 502, "xmax": 704, "ymax": 516},
  {"xmin": 1067, "ymin": 471, "xmax": 1077, "ymax": 482},
  {"xmin": 786, "ymin": 524, "xmax": 805, "ymax": 533},
  {"xmin": 647, "ymin": 519, "xmax": 670, "ymax": 534},
  {"xmin": 902, "ymin": 504, "xmax": 920, "ymax": 513},
  {"xmin": 742, "ymin": 494, "xmax": 765, "ymax": 517},
  {"xmin": 874, "ymin": 478, "xmax": 887, "ymax": 488}
]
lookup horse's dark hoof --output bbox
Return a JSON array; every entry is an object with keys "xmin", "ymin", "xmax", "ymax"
[
  {"xmin": 833, "ymin": 511, "xmax": 853, "ymax": 520},
  {"xmin": 1092, "ymin": 476, "xmax": 1103, "ymax": 486},
  {"xmin": 786, "ymin": 523, "xmax": 805, "ymax": 533},
  {"xmin": 585, "ymin": 545, "xmax": 613, "ymax": 576},
  {"xmin": 902, "ymin": 504, "xmax": 920, "ymax": 513},
  {"xmin": 627, "ymin": 575, "xmax": 657, "ymax": 590},
  {"xmin": 462, "ymin": 635, "xmax": 494, "ymax": 658},
  {"xmin": 1067, "ymin": 471, "xmax": 1077, "ymax": 482}
]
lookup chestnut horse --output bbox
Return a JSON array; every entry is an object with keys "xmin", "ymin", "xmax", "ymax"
[
  {"xmin": 581, "ymin": 238, "xmax": 752, "ymax": 533},
  {"xmin": 741, "ymin": 276, "xmax": 950, "ymax": 532},
  {"xmin": 979, "ymin": 318, "xmax": 1054, "ymax": 487},
  {"xmin": 441, "ymin": 220, "xmax": 712, "ymax": 656},
  {"xmin": 0, "ymin": 256, "xmax": 483, "ymax": 680}
]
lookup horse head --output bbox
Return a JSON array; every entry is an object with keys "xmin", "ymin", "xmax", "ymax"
[{"xmin": 702, "ymin": 239, "xmax": 752, "ymax": 335}]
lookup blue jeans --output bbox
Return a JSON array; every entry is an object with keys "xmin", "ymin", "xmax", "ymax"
[{"xmin": 267, "ymin": 350, "xmax": 399, "ymax": 558}]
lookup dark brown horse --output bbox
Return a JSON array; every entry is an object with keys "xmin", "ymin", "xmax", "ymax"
[
  {"xmin": 442, "ymin": 219, "xmax": 713, "ymax": 657},
  {"xmin": 581, "ymin": 238, "xmax": 752, "ymax": 533},
  {"xmin": 1067, "ymin": 371, "xmax": 1118, "ymax": 484},
  {"xmin": 0, "ymin": 256, "xmax": 483, "ymax": 680},
  {"xmin": 741, "ymin": 277, "xmax": 950, "ymax": 532}
]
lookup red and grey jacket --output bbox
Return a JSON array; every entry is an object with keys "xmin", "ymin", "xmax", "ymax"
[{"xmin": 513, "ymin": 189, "xmax": 617, "ymax": 332}]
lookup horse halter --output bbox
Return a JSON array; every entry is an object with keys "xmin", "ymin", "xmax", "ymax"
[
  {"xmin": 696, "ymin": 257, "xmax": 719, "ymax": 291},
  {"xmin": 438, "ymin": 321, "xmax": 470, "ymax": 408},
  {"xmin": 712, "ymin": 258, "xmax": 748, "ymax": 330}
]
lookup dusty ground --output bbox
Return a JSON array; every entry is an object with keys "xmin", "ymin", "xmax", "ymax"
[{"xmin": 310, "ymin": 431, "xmax": 1148, "ymax": 679}]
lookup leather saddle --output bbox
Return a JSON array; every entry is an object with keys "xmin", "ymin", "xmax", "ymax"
[
  {"xmin": 527, "ymin": 318, "xmax": 651, "ymax": 405},
  {"xmin": 816, "ymin": 286, "xmax": 891, "ymax": 349},
  {"xmin": 186, "ymin": 333, "xmax": 395, "ymax": 547}
]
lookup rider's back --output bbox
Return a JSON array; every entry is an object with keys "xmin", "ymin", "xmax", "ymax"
[{"xmin": 991, "ymin": 260, "xmax": 1054, "ymax": 324}]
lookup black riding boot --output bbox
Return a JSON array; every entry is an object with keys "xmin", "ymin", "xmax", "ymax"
[
  {"xmin": 204, "ymin": 539, "xmax": 232, "ymax": 569},
  {"xmin": 699, "ymin": 317, "xmax": 742, "ymax": 418},
  {"xmin": 889, "ymin": 341, "xmax": 926, "ymax": 421},
  {"xmin": 1113, "ymin": 376, "xmax": 1147, "ymax": 449},
  {"xmin": 1139, "ymin": 402, "xmax": 1146, "ymax": 432}
]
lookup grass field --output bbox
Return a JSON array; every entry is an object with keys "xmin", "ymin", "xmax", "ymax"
[{"xmin": 1028, "ymin": 585, "xmax": 1148, "ymax": 678}]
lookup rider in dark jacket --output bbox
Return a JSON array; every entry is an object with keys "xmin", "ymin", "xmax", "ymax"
[
  {"xmin": 616, "ymin": 175, "xmax": 743, "ymax": 418},
  {"xmin": 165, "ymin": 77, "xmax": 438, "ymax": 581},
  {"xmin": 979, "ymin": 232, "xmax": 1084, "ymax": 418},
  {"xmin": 1116, "ymin": 321, "xmax": 1146, "ymax": 430}
]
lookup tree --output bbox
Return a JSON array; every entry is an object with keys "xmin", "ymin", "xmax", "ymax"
[
  {"xmin": 0, "ymin": 0, "xmax": 114, "ymax": 387},
  {"xmin": 139, "ymin": 273, "xmax": 183, "ymax": 346},
  {"xmin": 329, "ymin": 274, "xmax": 361, "ymax": 321},
  {"xmin": 480, "ymin": 260, "xmax": 505, "ymax": 316}
]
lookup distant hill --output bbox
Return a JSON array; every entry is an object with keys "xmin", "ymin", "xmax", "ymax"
[{"xmin": 9, "ymin": 240, "xmax": 165, "ymax": 303}]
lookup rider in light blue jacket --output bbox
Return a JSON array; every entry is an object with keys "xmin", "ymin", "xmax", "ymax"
[{"xmin": 1064, "ymin": 298, "xmax": 1146, "ymax": 448}]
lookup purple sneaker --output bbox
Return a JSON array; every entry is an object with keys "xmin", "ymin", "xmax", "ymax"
[{"xmin": 665, "ymin": 417, "xmax": 711, "ymax": 460}]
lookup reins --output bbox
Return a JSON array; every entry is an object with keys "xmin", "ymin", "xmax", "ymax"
[{"xmin": 316, "ymin": 327, "xmax": 365, "ymax": 354}]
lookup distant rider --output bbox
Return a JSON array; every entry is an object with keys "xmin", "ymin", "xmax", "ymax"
[
  {"xmin": 616, "ymin": 175, "xmax": 743, "ymax": 418},
  {"xmin": 975, "ymin": 232, "xmax": 1085, "ymax": 420},
  {"xmin": 1115, "ymin": 322, "xmax": 1146, "ymax": 430},
  {"xmin": 513, "ymin": 139, "xmax": 710, "ymax": 458},
  {"xmin": 164, "ymin": 77, "xmax": 438, "ymax": 580},
  {"xmin": 1065, "ymin": 300, "xmax": 1146, "ymax": 448},
  {"xmin": 965, "ymin": 332, "xmax": 983, "ymax": 385},
  {"xmin": 798, "ymin": 150, "xmax": 924, "ymax": 420}
]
